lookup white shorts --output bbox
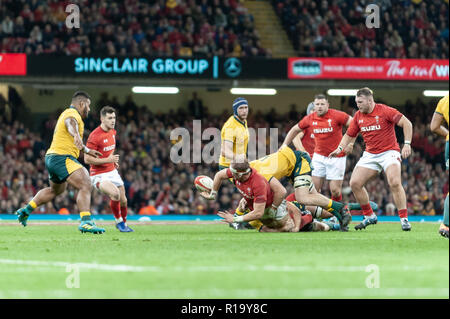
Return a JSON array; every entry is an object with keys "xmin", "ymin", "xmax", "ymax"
[
  {"xmin": 311, "ymin": 153, "xmax": 346, "ymax": 180},
  {"xmin": 355, "ymin": 150, "xmax": 401, "ymax": 173},
  {"xmin": 90, "ymin": 169, "xmax": 124, "ymax": 190}
]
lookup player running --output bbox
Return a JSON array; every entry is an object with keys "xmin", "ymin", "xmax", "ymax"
[
  {"xmin": 430, "ymin": 94, "xmax": 449, "ymax": 238},
  {"xmin": 84, "ymin": 106, "xmax": 133, "ymax": 233},
  {"xmin": 329, "ymin": 87, "xmax": 413, "ymax": 231},
  {"xmin": 282, "ymin": 94, "xmax": 352, "ymax": 203},
  {"xmin": 15, "ymin": 91, "xmax": 105, "ymax": 234}
]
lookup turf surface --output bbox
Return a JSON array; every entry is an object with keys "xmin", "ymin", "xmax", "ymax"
[{"xmin": 0, "ymin": 221, "xmax": 448, "ymax": 298}]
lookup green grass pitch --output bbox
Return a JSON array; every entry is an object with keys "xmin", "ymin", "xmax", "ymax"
[{"xmin": 0, "ymin": 221, "xmax": 448, "ymax": 299}]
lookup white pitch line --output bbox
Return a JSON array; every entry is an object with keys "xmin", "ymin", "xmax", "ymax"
[{"xmin": 0, "ymin": 259, "xmax": 447, "ymax": 273}]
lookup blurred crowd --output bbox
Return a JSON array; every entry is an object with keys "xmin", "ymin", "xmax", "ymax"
[
  {"xmin": 273, "ymin": 0, "xmax": 449, "ymax": 59},
  {"xmin": 0, "ymin": 0, "xmax": 270, "ymax": 57},
  {"xmin": 0, "ymin": 90, "xmax": 448, "ymax": 217}
]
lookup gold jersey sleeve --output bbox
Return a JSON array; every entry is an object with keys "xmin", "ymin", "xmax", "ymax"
[
  {"xmin": 250, "ymin": 146, "xmax": 297, "ymax": 181},
  {"xmin": 219, "ymin": 115, "xmax": 249, "ymax": 167},
  {"xmin": 46, "ymin": 108, "xmax": 84, "ymax": 158},
  {"xmin": 435, "ymin": 95, "xmax": 449, "ymax": 141}
]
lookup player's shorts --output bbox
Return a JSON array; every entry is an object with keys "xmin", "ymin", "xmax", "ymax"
[
  {"xmin": 45, "ymin": 154, "xmax": 83, "ymax": 184},
  {"xmin": 355, "ymin": 150, "xmax": 401, "ymax": 173},
  {"xmin": 445, "ymin": 140, "xmax": 449, "ymax": 171},
  {"xmin": 90, "ymin": 169, "xmax": 124, "ymax": 190},
  {"xmin": 261, "ymin": 199, "xmax": 288, "ymax": 222},
  {"xmin": 311, "ymin": 153, "xmax": 346, "ymax": 180},
  {"xmin": 289, "ymin": 150, "xmax": 313, "ymax": 180}
]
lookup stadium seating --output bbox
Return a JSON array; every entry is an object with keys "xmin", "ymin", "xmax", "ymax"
[
  {"xmin": 0, "ymin": 0, "xmax": 270, "ymax": 57},
  {"xmin": 0, "ymin": 90, "xmax": 447, "ymax": 217},
  {"xmin": 272, "ymin": 0, "xmax": 449, "ymax": 59}
]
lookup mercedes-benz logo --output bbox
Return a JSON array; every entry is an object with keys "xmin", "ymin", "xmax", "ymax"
[{"xmin": 224, "ymin": 58, "xmax": 241, "ymax": 78}]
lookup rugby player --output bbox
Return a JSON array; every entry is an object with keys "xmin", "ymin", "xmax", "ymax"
[
  {"xmin": 84, "ymin": 106, "xmax": 133, "ymax": 232},
  {"xmin": 15, "ymin": 91, "xmax": 105, "ymax": 234},
  {"xmin": 329, "ymin": 88, "xmax": 413, "ymax": 231},
  {"xmin": 430, "ymin": 94, "xmax": 449, "ymax": 238},
  {"xmin": 282, "ymin": 94, "xmax": 352, "ymax": 203},
  {"xmin": 204, "ymin": 159, "xmax": 304, "ymax": 232}
]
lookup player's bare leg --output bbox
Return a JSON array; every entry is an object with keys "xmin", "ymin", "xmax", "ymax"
[
  {"xmin": 329, "ymin": 179, "xmax": 344, "ymax": 202},
  {"xmin": 385, "ymin": 163, "xmax": 411, "ymax": 231},
  {"xmin": 67, "ymin": 167, "xmax": 105, "ymax": 234},
  {"xmin": 312, "ymin": 175, "xmax": 325, "ymax": 193},
  {"xmin": 350, "ymin": 166, "xmax": 379, "ymax": 230},
  {"xmin": 16, "ymin": 182, "xmax": 67, "ymax": 226}
]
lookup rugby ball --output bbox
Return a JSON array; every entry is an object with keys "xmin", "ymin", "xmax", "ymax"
[{"xmin": 194, "ymin": 175, "xmax": 213, "ymax": 192}]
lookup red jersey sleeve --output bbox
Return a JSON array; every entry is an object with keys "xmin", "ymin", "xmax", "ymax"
[
  {"xmin": 346, "ymin": 113, "xmax": 360, "ymax": 138},
  {"xmin": 226, "ymin": 168, "xmax": 233, "ymax": 178},
  {"xmin": 86, "ymin": 131, "xmax": 99, "ymax": 150},
  {"xmin": 298, "ymin": 115, "xmax": 310, "ymax": 130},
  {"xmin": 252, "ymin": 176, "xmax": 268, "ymax": 204},
  {"xmin": 383, "ymin": 105, "xmax": 403, "ymax": 124}
]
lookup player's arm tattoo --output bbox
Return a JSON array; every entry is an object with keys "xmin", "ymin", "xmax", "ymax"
[{"xmin": 64, "ymin": 117, "xmax": 81, "ymax": 139}]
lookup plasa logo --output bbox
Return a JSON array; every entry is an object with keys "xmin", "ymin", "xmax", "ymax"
[{"xmin": 292, "ymin": 60, "xmax": 322, "ymax": 76}]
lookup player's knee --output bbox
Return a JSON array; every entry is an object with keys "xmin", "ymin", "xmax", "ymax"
[
  {"xmin": 79, "ymin": 179, "xmax": 92, "ymax": 192},
  {"xmin": 120, "ymin": 198, "xmax": 127, "ymax": 207},
  {"xmin": 387, "ymin": 177, "xmax": 402, "ymax": 190},
  {"xmin": 110, "ymin": 189, "xmax": 120, "ymax": 201},
  {"xmin": 349, "ymin": 178, "xmax": 362, "ymax": 190}
]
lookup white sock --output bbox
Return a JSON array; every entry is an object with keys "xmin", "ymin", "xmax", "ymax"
[{"xmin": 115, "ymin": 217, "xmax": 123, "ymax": 223}]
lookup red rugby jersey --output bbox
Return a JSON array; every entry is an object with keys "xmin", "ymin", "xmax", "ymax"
[
  {"xmin": 346, "ymin": 103, "xmax": 403, "ymax": 154},
  {"xmin": 86, "ymin": 126, "xmax": 117, "ymax": 175},
  {"xmin": 226, "ymin": 168, "xmax": 274, "ymax": 211},
  {"xmin": 298, "ymin": 108, "xmax": 350, "ymax": 157}
]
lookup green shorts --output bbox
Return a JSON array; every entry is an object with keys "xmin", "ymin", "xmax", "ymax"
[
  {"xmin": 45, "ymin": 154, "xmax": 83, "ymax": 184},
  {"xmin": 289, "ymin": 150, "xmax": 313, "ymax": 181}
]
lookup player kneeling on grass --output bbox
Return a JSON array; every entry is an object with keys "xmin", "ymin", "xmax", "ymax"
[
  {"xmin": 201, "ymin": 159, "xmax": 305, "ymax": 232},
  {"xmin": 84, "ymin": 106, "xmax": 133, "ymax": 232}
]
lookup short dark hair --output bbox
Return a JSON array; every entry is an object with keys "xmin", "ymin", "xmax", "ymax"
[
  {"xmin": 356, "ymin": 87, "xmax": 373, "ymax": 97},
  {"xmin": 100, "ymin": 106, "xmax": 116, "ymax": 117},
  {"xmin": 72, "ymin": 91, "xmax": 91, "ymax": 103},
  {"xmin": 314, "ymin": 94, "xmax": 328, "ymax": 100},
  {"xmin": 231, "ymin": 158, "xmax": 250, "ymax": 172}
]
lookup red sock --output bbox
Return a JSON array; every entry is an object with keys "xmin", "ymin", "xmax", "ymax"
[
  {"xmin": 120, "ymin": 205, "xmax": 128, "ymax": 223},
  {"xmin": 110, "ymin": 200, "xmax": 121, "ymax": 219},
  {"xmin": 331, "ymin": 194, "xmax": 342, "ymax": 202},
  {"xmin": 361, "ymin": 203, "xmax": 374, "ymax": 216},
  {"xmin": 398, "ymin": 209, "xmax": 408, "ymax": 219}
]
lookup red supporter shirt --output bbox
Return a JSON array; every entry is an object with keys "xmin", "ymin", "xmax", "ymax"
[
  {"xmin": 301, "ymin": 125, "xmax": 315, "ymax": 158},
  {"xmin": 298, "ymin": 108, "xmax": 350, "ymax": 157},
  {"xmin": 346, "ymin": 103, "xmax": 403, "ymax": 154},
  {"xmin": 86, "ymin": 126, "xmax": 117, "ymax": 176},
  {"xmin": 226, "ymin": 168, "xmax": 274, "ymax": 211}
]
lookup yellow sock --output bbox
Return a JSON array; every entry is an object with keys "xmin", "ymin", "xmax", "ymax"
[
  {"xmin": 29, "ymin": 200, "xmax": 37, "ymax": 209},
  {"xmin": 80, "ymin": 211, "xmax": 91, "ymax": 219},
  {"xmin": 249, "ymin": 220, "xmax": 263, "ymax": 230},
  {"xmin": 326, "ymin": 199, "xmax": 333, "ymax": 212}
]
